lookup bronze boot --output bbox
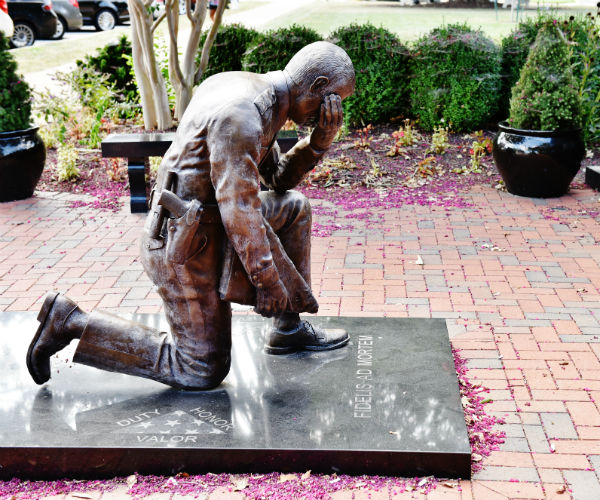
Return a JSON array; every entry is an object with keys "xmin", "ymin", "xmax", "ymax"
[
  {"xmin": 265, "ymin": 320, "xmax": 349, "ymax": 355},
  {"xmin": 27, "ymin": 292, "xmax": 80, "ymax": 384}
]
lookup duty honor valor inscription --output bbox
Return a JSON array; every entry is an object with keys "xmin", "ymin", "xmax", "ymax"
[{"xmin": 115, "ymin": 407, "xmax": 233, "ymax": 447}]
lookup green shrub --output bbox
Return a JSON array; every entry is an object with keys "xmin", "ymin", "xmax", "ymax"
[
  {"xmin": 329, "ymin": 23, "xmax": 410, "ymax": 127},
  {"xmin": 509, "ymin": 22, "xmax": 581, "ymax": 131},
  {"xmin": 500, "ymin": 14, "xmax": 600, "ymax": 142},
  {"xmin": 571, "ymin": 14, "xmax": 600, "ymax": 143},
  {"xmin": 197, "ymin": 23, "xmax": 259, "ymax": 80},
  {"xmin": 65, "ymin": 66, "xmax": 136, "ymax": 148},
  {"xmin": 499, "ymin": 17, "xmax": 541, "ymax": 118},
  {"xmin": 242, "ymin": 24, "xmax": 322, "ymax": 74},
  {"xmin": 499, "ymin": 15, "xmax": 588, "ymax": 116},
  {"xmin": 0, "ymin": 33, "xmax": 32, "ymax": 132},
  {"xmin": 76, "ymin": 35, "xmax": 137, "ymax": 104},
  {"xmin": 56, "ymin": 143, "xmax": 80, "ymax": 181},
  {"xmin": 410, "ymin": 23, "xmax": 501, "ymax": 132}
]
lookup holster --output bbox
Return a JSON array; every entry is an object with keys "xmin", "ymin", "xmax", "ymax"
[
  {"xmin": 157, "ymin": 189, "xmax": 220, "ymax": 265},
  {"xmin": 165, "ymin": 199, "xmax": 203, "ymax": 264}
]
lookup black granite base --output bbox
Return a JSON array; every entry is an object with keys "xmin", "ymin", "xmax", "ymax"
[{"xmin": 0, "ymin": 314, "xmax": 471, "ymax": 479}]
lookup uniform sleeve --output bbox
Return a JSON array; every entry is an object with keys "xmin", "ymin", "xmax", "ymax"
[
  {"xmin": 259, "ymin": 137, "xmax": 325, "ymax": 193},
  {"xmin": 209, "ymin": 112, "xmax": 279, "ymax": 289}
]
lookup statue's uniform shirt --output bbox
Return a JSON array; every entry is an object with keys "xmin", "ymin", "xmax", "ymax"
[
  {"xmin": 156, "ymin": 70, "xmax": 324, "ymax": 288},
  {"xmin": 72, "ymin": 70, "xmax": 324, "ymax": 390}
]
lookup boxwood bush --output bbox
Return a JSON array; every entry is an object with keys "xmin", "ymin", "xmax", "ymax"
[
  {"xmin": 242, "ymin": 24, "xmax": 322, "ymax": 74},
  {"xmin": 501, "ymin": 14, "xmax": 600, "ymax": 143},
  {"xmin": 410, "ymin": 23, "xmax": 501, "ymax": 132},
  {"xmin": 499, "ymin": 17, "xmax": 545, "ymax": 119},
  {"xmin": 0, "ymin": 33, "xmax": 32, "ymax": 132},
  {"xmin": 197, "ymin": 23, "xmax": 259, "ymax": 80},
  {"xmin": 329, "ymin": 23, "xmax": 410, "ymax": 127},
  {"xmin": 509, "ymin": 22, "xmax": 581, "ymax": 131}
]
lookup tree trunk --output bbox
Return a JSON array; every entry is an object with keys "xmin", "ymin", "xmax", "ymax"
[
  {"xmin": 128, "ymin": 0, "xmax": 173, "ymax": 130},
  {"xmin": 128, "ymin": 0, "xmax": 225, "ymax": 126},
  {"xmin": 170, "ymin": 0, "xmax": 226, "ymax": 120},
  {"xmin": 194, "ymin": 0, "xmax": 226, "ymax": 86}
]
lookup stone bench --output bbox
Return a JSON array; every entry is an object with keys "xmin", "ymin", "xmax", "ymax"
[
  {"xmin": 101, "ymin": 131, "xmax": 298, "ymax": 213},
  {"xmin": 101, "ymin": 132, "xmax": 175, "ymax": 213},
  {"xmin": 586, "ymin": 165, "xmax": 600, "ymax": 191}
]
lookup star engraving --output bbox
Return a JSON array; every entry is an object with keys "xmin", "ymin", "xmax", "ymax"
[
  {"xmin": 172, "ymin": 410, "xmax": 186, "ymax": 417},
  {"xmin": 165, "ymin": 420, "xmax": 180, "ymax": 427},
  {"xmin": 185, "ymin": 429, "xmax": 199, "ymax": 434}
]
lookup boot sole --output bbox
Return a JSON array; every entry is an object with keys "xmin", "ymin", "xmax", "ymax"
[
  {"xmin": 26, "ymin": 292, "xmax": 59, "ymax": 385},
  {"xmin": 264, "ymin": 335, "xmax": 350, "ymax": 355}
]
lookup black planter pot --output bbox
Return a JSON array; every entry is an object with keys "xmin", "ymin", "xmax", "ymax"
[
  {"xmin": 0, "ymin": 127, "xmax": 46, "ymax": 202},
  {"xmin": 492, "ymin": 121, "xmax": 584, "ymax": 198}
]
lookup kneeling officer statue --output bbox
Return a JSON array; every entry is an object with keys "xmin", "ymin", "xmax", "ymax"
[{"xmin": 27, "ymin": 41, "xmax": 356, "ymax": 390}]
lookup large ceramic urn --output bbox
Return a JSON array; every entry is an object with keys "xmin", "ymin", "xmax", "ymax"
[
  {"xmin": 492, "ymin": 121, "xmax": 584, "ymax": 198},
  {"xmin": 0, "ymin": 127, "xmax": 46, "ymax": 202}
]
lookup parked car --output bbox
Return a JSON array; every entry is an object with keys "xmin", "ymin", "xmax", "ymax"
[
  {"xmin": 78, "ymin": 0, "xmax": 127, "ymax": 30},
  {"xmin": 51, "ymin": 0, "xmax": 81, "ymax": 39},
  {"xmin": 7, "ymin": 0, "xmax": 57, "ymax": 48},
  {"xmin": 0, "ymin": 0, "xmax": 14, "ymax": 38}
]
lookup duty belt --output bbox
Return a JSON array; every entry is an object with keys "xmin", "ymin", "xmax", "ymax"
[{"xmin": 157, "ymin": 189, "xmax": 221, "ymax": 225}]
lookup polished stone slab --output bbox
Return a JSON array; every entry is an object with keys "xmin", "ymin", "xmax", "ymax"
[{"xmin": 0, "ymin": 313, "xmax": 470, "ymax": 479}]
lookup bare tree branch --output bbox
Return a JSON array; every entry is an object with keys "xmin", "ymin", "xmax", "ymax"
[
  {"xmin": 195, "ymin": 0, "xmax": 225, "ymax": 84},
  {"xmin": 151, "ymin": 11, "xmax": 166, "ymax": 33},
  {"xmin": 166, "ymin": 0, "xmax": 184, "ymax": 89}
]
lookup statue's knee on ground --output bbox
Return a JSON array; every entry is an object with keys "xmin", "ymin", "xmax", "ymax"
[{"xmin": 169, "ymin": 350, "xmax": 231, "ymax": 390}]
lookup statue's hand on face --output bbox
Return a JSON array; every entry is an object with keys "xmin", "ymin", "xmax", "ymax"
[{"xmin": 309, "ymin": 94, "xmax": 343, "ymax": 151}]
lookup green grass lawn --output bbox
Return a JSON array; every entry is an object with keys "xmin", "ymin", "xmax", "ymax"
[
  {"xmin": 13, "ymin": 0, "xmax": 268, "ymax": 74},
  {"xmin": 13, "ymin": 27, "xmax": 131, "ymax": 74},
  {"xmin": 261, "ymin": 0, "xmax": 589, "ymax": 42}
]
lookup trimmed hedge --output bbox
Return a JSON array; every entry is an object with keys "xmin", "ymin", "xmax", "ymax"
[
  {"xmin": 410, "ymin": 23, "xmax": 501, "ymax": 132},
  {"xmin": 242, "ymin": 24, "xmax": 322, "ymax": 73},
  {"xmin": 73, "ymin": 16, "xmax": 600, "ymax": 137},
  {"xmin": 329, "ymin": 23, "xmax": 410, "ymax": 127},
  {"xmin": 197, "ymin": 23, "xmax": 259, "ymax": 80},
  {"xmin": 499, "ymin": 18, "xmax": 541, "ymax": 119}
]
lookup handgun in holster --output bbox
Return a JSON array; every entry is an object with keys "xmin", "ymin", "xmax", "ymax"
[
  {"xmin": 157, "ymin": 189, "xmax": 204, "ymax": 265},
  {"xmin": 148, "ymin": 170, "xmax": 176, "ymax": 243}
]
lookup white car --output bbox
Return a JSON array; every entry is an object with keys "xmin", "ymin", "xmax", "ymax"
[{"xmin": 0, "ymin": 9, "xmax": 14, "ymax": 38}]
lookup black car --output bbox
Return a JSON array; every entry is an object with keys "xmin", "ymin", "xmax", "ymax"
[
  {"xmin": 7, "ymin": 0, "xmax": 57, "ymax": 48},
  {"xmin": 78, "ymin": 0, "xmax": 127, "ymax": 31},
  {"xmin": 51, "ymin": 0, "xmax": 82, "ymax": 39}
]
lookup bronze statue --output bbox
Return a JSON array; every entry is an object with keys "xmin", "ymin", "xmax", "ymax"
[{"xmin": 27, "ymin": 41, "xmax": 356, "ymax": 390}]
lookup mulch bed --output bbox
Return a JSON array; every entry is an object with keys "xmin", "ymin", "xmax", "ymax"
[{"xmin": 40, "ymin": 123, "xmax": 598, "ymax": 219}]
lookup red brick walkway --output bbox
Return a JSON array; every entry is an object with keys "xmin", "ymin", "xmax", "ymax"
[{"xmin": 2, "ymin": 183, "xmax": 600, "ymax": 499}]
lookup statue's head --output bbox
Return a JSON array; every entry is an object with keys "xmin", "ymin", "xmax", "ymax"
[{"xmin": 284, "ymin": 41, "xmax": 355, "ymax": 126}]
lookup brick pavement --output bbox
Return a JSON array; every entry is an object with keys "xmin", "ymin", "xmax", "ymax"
[{"xmin": 2, "ymin": 183, "xmax": 600, "ymax": 499}]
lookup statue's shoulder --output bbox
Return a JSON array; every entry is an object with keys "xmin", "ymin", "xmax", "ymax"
[
  {"xmin": 203, "ymin": 71, "xmax": 275, "ymax": 117},
  {"xmin": 253, "ymin": 86, "xmax": 276, "ymax": 117}
]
